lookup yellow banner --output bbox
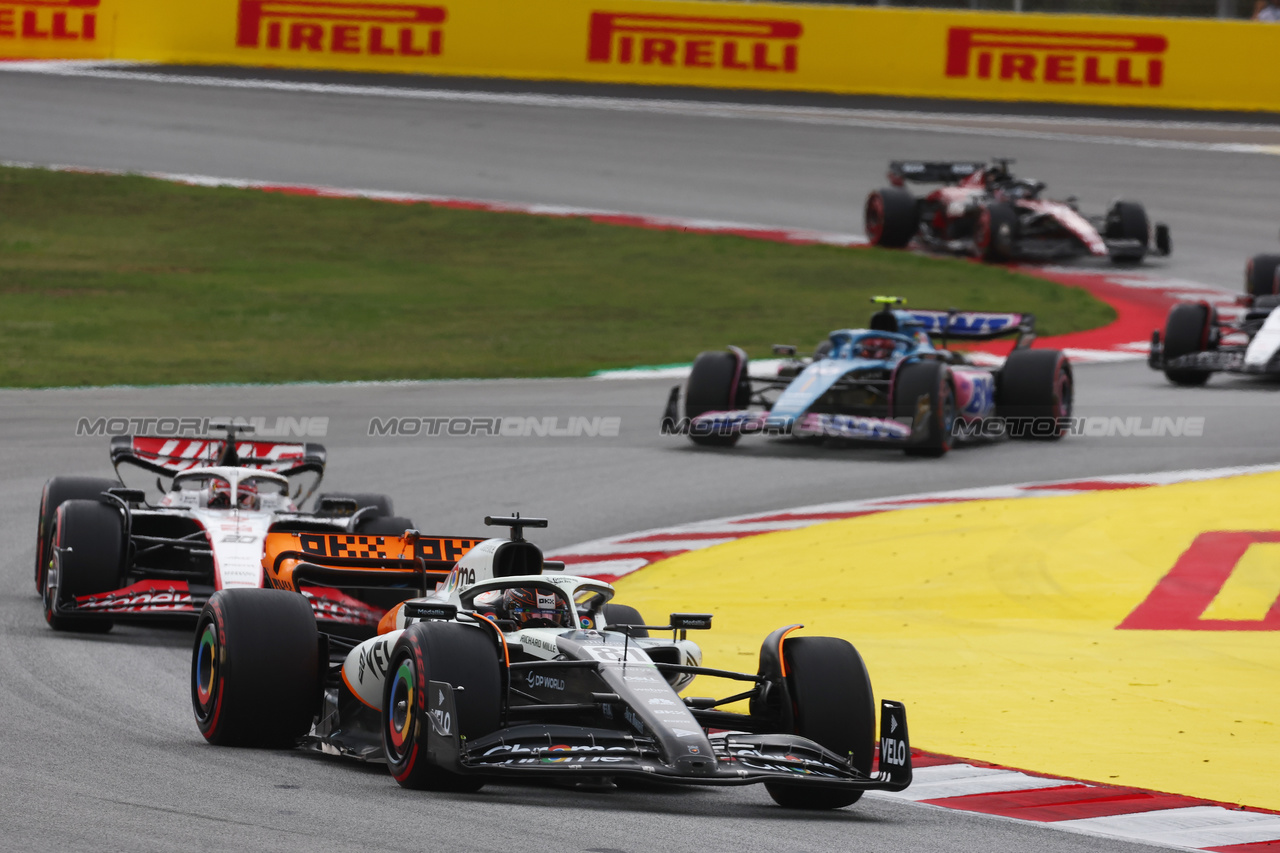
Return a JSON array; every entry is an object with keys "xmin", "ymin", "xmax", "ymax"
[{"xmin": 3, "ymin": 0, "xmax": 1278, "ymax": 113}]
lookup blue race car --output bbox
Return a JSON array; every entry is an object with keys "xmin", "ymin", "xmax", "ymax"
[{"xmin": 661, "ymin": 297, "xmax": 1072, "ymax": 457}]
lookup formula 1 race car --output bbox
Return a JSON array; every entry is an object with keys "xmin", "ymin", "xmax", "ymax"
[
  {"xmin": 864, "ymin": 159, "xmax": 1171, "ymax": 265},
  {"xmin": 191, "ymin": 515, "xmax": 912, "ymax": 809},
  {"xmin": 1149, "ymin": 297, "xmax": 1280, "ymax": 384},
  {"xmin": 34, "ymin": 421, "xmax": 420, "ymax": 633},
  {"xmin": 662, "ymin": 297, "xmax": 1073, "ymax": 456}
]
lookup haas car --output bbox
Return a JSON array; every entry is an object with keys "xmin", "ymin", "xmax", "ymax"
[
  {"xmin": 34, "ymin": 421, "xmax": 419, "ymax": 633},
  {"xmin": 864, "ymin": 159, "xmax": 1171, "ymax": 264},
  {"xmin": 663, "ymin": 297, "xmax": 1073, "ymax": 456},
  {"xmin": 191, "ymin": 515, "xmax": 912, "ymax": 809}
]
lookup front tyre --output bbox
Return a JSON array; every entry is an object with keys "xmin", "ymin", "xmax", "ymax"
[
  {"xmin": 685, "ymin": 349, "xmax": 749, "ymax": 448},
  {"xmin": 765, "ymin": 636, "xmax": 876, "ymax": 810},
  {"xmin": 43, "ymin": 499, "xmax": 125, "ymax": 633},
  {"xmin": 34, "ymin": 476, "xmax": 118, "ymax": 593},
  {"xmin": 192, "ymin": 589, "xmax": 320, "ymax": 748},
  {"xmin": 1105, "ymin": 200, "xmax": 1150, "ymax": 264},
  {"xmin": 1161, "ymin": 303, "xmax": 1213, "ymax": 387},
  {"xmin": 997, "ymin": 350, "xmax": 1073, "ymax": 440},
  {"xmin": 892, "ymin": 361, "xmax": 955, "ymax": 457},
  {"xmin": 382, "ymin": 621, "xmax": 502, "ymax": 792}
]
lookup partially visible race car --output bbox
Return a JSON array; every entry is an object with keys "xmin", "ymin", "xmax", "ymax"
[
  {"xmin": 1244, "ymin": 242, "xmax": 1280, "ymax": 298},
  {"xmin": 662, "ymin": 297, "xmax": 1073, "ymax": 456},
  {"xmin": 1149, "ymin": 297, "xmax": 1280, "ymax": 385},
  {"xmin": 864, "ymin": 159, "xmax": 1171, "ymax": 264},
  {"xmin": 34, "ymin": 421, "xmax": 422, "ymax": 633},
  {"xmin": 191, "ymin": 514, "xmax": 912, "ymax": 809}
]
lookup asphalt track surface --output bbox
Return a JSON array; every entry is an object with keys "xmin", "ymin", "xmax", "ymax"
[{"xmin": 2, "ymin": 68, "xmax": 1279, "ymax": 852}]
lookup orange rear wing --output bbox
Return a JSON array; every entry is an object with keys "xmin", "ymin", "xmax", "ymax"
[{"xmin": 264, "ymin": 530, "xmax": 485, "ymax": 592}]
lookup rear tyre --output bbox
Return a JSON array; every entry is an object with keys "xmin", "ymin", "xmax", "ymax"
[
  {"xmin": 997, "ymin": 350, "xmax": 1073, "ymax": 441},
  {"xmin": 765, "ymin": 636, "xmax": 876, "ymax": 810},
  {"xmin": 602, "ymin": 603, "xmax": 649, "ymax": 639},
  {"xmin": 34, "ymin": 476, "xmax": 118, "ymax": 593},
  {"xmin": 974, "ymin": 202, "xmax": 1018, "ymax": 262},
  {"xmin": 864, "ymin": 188, "xmax": 918, "ymax": 249},
  {"xmin": 685, "ymin": 350, "xmax": 748, "ymax": 448},
  {"xmin": 43, "ymin": 499, "xmax": 124, "ymax": 633},
  {"xmin": 383, "ymin": 621, "xmax": 502, "ymax": 792},
  {"xmin": 191, "ymin": 589, "xmax": 320, "ymax": 748},
  {"xmin": 1105, "ymin": 200, "xmax": 1150, "ymax": 264},
  {"xmin": 892, "ymin": 361, "xmax": 954, "ymax": 457},
  {"xmin": 315, "ymin": 492, "xmax": 393, "ymax": 517},
  {"xmin": 1162, "ymin": 303, "xmax": 1213, "ymax": 387},
  {"xmin": 356, "ymin": 515, "xmax": 416, "ymax": 536},
  {"xmin": 1245, "ymin": 254, "xmax": 1280, "ymax": 298}
]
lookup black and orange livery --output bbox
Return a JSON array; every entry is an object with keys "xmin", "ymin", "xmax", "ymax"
[{"xmin": 263, "ymin": 530, "xmax": 485, "ymax": 634}]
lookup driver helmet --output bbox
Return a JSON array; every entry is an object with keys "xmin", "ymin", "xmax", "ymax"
[
  {"xmin": 857, "ymin": 337, "xmax": 897, "ymax": 360},
  {"xmin": 502, "ymin": 587, "xmax": 571, "ymax": 629},
  {"xmin": 208, "ymin": 479, "xmax": 232, "ymax": 509},
  {"xmin": 236, "ymin": 480, "xmax": 259, "ymax": 511}
]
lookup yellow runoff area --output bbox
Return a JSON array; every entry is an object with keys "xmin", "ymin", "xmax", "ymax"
[{"xmin": 615, "ymin": 471, "xmax": 1280, "ymax": 810}]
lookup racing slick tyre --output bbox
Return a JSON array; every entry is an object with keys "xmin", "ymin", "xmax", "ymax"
[
  {"xmin": 1105, "ymin": 200, "xmax": 1150, "ymax": 264},
  {"xmin": 1245, "ymin": 254, "xmax": 1280, "ymax": 298},
  {"xmin": 356, "ymin": 515, "xmax": 416, "ymax": 536},
  {"xmin": 601, "ymin": 603, "xmax": 649, "ymax": 638},
  {"xmin": 685, "ymin": 349, "xmax": 749, "ymax": 448},
  {"xmin": 192, "ymin": 589, "xmax": 320, "ymax": 748},
  {"xmin": 33, "ymin": 475, "xmax": 118, "ymax": 593},
  {"xmin": 383, "ymin": 620, "xmax": 502, "ymax": 792},
  {"xmin": 1161, "ymin": 303, "xmax": 1214, "ymax": 387},
  {"xmin": 316, "ymin": 492, "xmax": 394, "ymax": 517},
  {"xmin": 892, "ymin": 361, "xmax": 955, "ymax": 457},
  {"xmin": 765, "ymin": 637, "xmax": 876, "ymax": 810},
  {"xmin": 863, "ymin": 188, "xmax": 918, "ymax": 249},
  {"xmin": 974, "ymin": 202, "xmax": 1018, "ymax": 263},
  {"xmin": 43, "ymin": 499, "xmax": 125, "ymax": 633},
  {"xmin": 997, "ymin": 350, "xmax": 1073, "ymax": 440}
]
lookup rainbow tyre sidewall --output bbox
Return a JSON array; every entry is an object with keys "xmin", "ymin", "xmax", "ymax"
[{"xmin": 191, "ymin": 601, "xmax": 227, "ymax": 741}]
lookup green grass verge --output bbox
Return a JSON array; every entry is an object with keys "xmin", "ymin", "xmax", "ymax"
[{"xmin": 0, "ymin": 166, "xmax": 1115, "ymax": 387}]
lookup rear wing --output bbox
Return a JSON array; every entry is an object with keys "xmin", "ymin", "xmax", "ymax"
[
  {"xmin": 110, "ymin": 434, "xmax": 327, "ymax": 477},
  {"xmin": 906, "ymin": 310, "xmax": 1036, "ymax": 347},
  {"xmin": 888, "ymin": 160, "xmax": 984, "ymax": 186},
  {"xmin": 264, "ymin": 530, "xmax": 487, "ymax": 596}
]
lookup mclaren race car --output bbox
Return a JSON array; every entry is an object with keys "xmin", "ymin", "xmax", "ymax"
[
  {"xmin": 34, "ymin": 421, "xmax": 419, "ymax": 633},
  {"xmin": 663, "ymin": 297, "xmax": 1073, "ymax": 456},
  {"xmin": 864, "ymin": 159, "xmax": 1171, "ymax": 264},
  {"xmin": 191, "ymin": 515, "xmax": 912, "ymax": 809},
  {"xmin": 1150, "ymin": 297, "xmax": 1280, "ymax": 384}
]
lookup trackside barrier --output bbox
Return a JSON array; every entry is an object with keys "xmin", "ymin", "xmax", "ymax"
[{"xmin": 3, "ymin": 0, "xmax": 1279, "ymax": 112}]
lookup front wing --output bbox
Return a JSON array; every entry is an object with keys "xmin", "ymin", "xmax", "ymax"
[
  {"xmin": 426, "ymin": 684, "xmax": 913, "ymax": 791},
  {"xmin": 684, "ymin": 410, "xmax": 913, "ymax": 443}
]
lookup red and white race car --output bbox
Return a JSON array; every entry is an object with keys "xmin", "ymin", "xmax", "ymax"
[
  {"xmin": 864, "ymin": 159, "xmax": 1171, "ymax": 265},
  {"xmin": 33, "ymin": 421, "xmax": 415, "ymax": 633}
]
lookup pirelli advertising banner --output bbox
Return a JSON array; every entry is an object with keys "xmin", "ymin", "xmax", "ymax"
[{"xmin": 3, "ymin": 0, "xmax": 1279, "ymax": 112}]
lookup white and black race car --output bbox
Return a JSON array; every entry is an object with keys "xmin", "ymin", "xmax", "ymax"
[
  {"xmin": 1150, "ymin": 296, "xmax": 1280, "ymax": 385},
  {"xmin": 34, "ymin": 421, "xmax": 414, "ymax": 632},
  {"xmin": 191, "ymin": 515, "xmax": 912, "ymax": 809}
]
